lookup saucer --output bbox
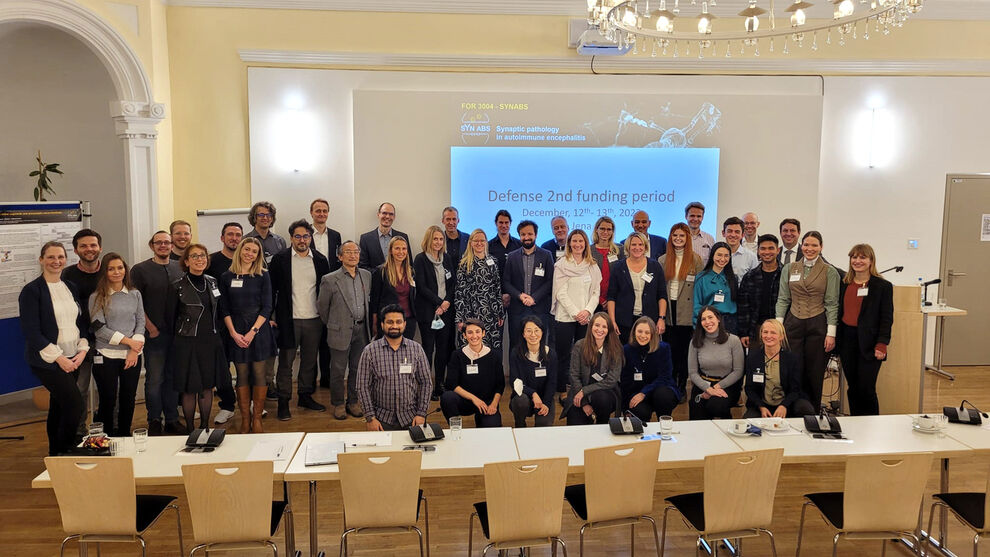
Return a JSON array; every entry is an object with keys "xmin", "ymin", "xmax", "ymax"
[{"xmin": 912, "ymin": 423, "xmax": 944, "ymax": 434}]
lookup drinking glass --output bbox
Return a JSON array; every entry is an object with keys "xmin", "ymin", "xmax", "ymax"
[
  {"xmin": 109, "ymin": 438, "xmax": 122, "ymax": 456},
  {"xmin": 449, "ymin": 417, "xmax": 462, "ymax": 441},
  {"xmin": 659, "ymin": 415, "xmax": 674, "ymax": 439},
  {"xmin": 133, "ymin": 428, "xmax": 148, "ymax": 452},
  {"xmin": 88, "ymin": 422, "xmax": 104, "ymax": 438}
]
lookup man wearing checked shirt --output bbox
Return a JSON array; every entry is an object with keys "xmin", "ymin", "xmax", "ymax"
[{"xmin": 357, "ymin": 304, "xmax": 433, "ymax": 431}]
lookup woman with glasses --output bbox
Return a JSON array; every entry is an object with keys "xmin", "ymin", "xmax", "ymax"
[
  {"xmin": 454, "ymin": 229, "xmax": 505, "ymax": 349},
  {"xmin": 509, "ymin": 316, "xmax": 558, "ymax": 427},
  {"xmin": 591, "ymin": 216, "xmax": 621, "ymax": 311},
  {"xmin": 165, "ymin": 244, "xmax": 225, "ymax": 432},
  {"xmin": 370, "ymin": 236, "xmax": 417, "ymax": 340}
]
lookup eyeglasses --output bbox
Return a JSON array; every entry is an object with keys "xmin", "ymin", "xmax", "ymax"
[
  {"xmin": 255, "ymin": 212, "xmax": 272, "ymax": 218},
  {"xmin": 340, "ymin": 249, "xmax": 360, "ymax": 255},
  {"xmin": 293, "ymin": 234, "xmax": 311, "ymax": 240},
  {"xmin": 152, "ymin": 240, "xmax": 172, "ymax": 246},
  {"xmin": 188, "ymin": 253, "xmax": 208, "ymax": 260}
]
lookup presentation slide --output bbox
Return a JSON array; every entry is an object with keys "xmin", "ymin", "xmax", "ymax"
[{"xmin": 451, "ymin": 146, "xmax": 719, "ymax": 242}]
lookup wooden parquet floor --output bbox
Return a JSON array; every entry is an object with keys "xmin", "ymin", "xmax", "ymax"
[{"xmin": 2, "ymin": 366, "xmax": 988, "ymax": 556}]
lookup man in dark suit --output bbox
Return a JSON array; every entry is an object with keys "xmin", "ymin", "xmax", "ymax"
[
  {"xmin": 627, "ymin": 210, "xmax": 668, "ymax": 259},
  {"xmin": 310, "ymin": 198, "xmax": 342, "ymax": 390},
  {"xmin": 269, "ymin": 219, "xmax": 331, "ymax": 420},
  {"xmin": 358, "ymin": 202, "xmax": 408, "ymax": 270},
  {"xmin": 442, "ymin": 206, "xmax": 470, "ymax": 263},
  {"xmin": 540, "ymin": 215, "xmax": 569, "ymax": 260},
  {"xmin": 488, "ymin": 209, "xmax": 522, "ymax": 283},
  {"xmin": 503, "ymin": 220, "xmax": 555, "ymax": 350}
]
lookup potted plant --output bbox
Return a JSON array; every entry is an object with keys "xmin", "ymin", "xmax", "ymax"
[{"xmin": 29, "ymin": 150, "xmax": 63, "ymax": 201}]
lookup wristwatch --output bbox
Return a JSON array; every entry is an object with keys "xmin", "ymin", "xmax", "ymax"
[{"xmin": 251, "ymin": 326, "xmax": 260, "ymax": 333}]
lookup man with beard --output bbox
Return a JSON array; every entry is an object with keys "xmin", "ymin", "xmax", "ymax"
[
  {"xmin": 358, "ymin": 202, "xmax": 408, "ymax": 270},
  {"xmin": 540, "ymin": 215, "xmax": 569, "ymax": 260},
  {"xmin": 168, "ymin": 220, "xmax": 192, "ymax": 261},
  {"xmin": 737, "ymin": 234, "xmax": 782, "ymax": 349},
  {"xmin": 206, "ymin": 222, "xmax": 242, "ymax": 425},
  {"xmin": 244, "ymin": 201, "xmax": 286, "ymax": 266},
  {"xmin": 61, "ymin": 228, "xmax": 102, "ymax": 433},
  {"xmin": 356, "ymin": 305, "xmax": 432, "ymax": 431},
  {"xmin": 503, "ymin": 220, "xmax": 554, "ymax": 350},
  {"xmin": 626, "ymin": 210, "xmax": 668, "ymax": 259}
]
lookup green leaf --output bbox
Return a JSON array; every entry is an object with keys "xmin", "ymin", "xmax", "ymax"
[
  {"xmin": 29, "ymin": 170, "xmax": 40, "ymax": 176},
  {"xmin": 45, "ymin": 163, "xmax": 59, "ymax": 170},
  {"xmin": 33, "ymin": 188, "xmax": 39, "ymax": 201},
  {"xmin": 38, "ymin": 176, "xmax": 45, "ymax": 189},
  {"xmin": 49, "ymin": 168, "xmax": 63, "ymax": 175}
]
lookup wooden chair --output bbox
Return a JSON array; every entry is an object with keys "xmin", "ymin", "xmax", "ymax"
[
  {"xmin": 337, "ymin": 451, "xmax": 429, "ymax": 557},
  {"xmin": 45, "ymin": 456, "xmax": 183, "ymax": 556},
  {"xmin": 181, "ymin": 460, "xmax": 296, "ymax": 556},
  {"xmin": 468, "ymin": 457, "xmax": 570, "ymax": 556},
  {"xmin": 563, "ymin": 440, "xmax": 663, "ymax": 556},
  {"xmin": 796, "ymin": 452, "xmax": 934, "ymax": 557},
  {"xmin": 924, "ymin": 464, "xmax": 990, "ymax": 556},
  {"xmin": 660, "ymin": 448, "xmax": 784, "ymax": 556}
]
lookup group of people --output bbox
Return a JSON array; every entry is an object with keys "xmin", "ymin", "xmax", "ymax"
[{"xmin": 20, "ymin": 197, "xmax": 894, "ymax": 455}]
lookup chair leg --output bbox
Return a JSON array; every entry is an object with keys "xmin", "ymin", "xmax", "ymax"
[
  {"xmin": 631, "ymin": 523, "xmax": 636, "ymax": 557},
  {"xmin": 881, "ymin": 539, "xmax": 887, "ymax": 557},
  {"xmin": 759, "ymin": 528, "xmax": 778, "ymax": 557},
  {"xmin": 974, "ymin": 532, "xmax": 981, "ymax": 557},
  {"xmin": 137, "ymin": 535, "xmax": 146, "ymax": 557},
  {"xmin": 660, "ymin": 506, "xmax": 673, "ymax": 557},
  {"xmin": 579, "ymin": 523, "xmax": 587, "ymax": 557},
  {"xmin": 482, "ymin": 542, "xmax": 495, "ymax": 556},
  {"xmin": 189, "ymin": 543, "xmax": 206, "ymax": 557},
  {"xmin": 170, "ymin": 503, "xmax": 184, "ymax": 556},
  {"xmin": 695, "ymin": 537, "xmax": 703, "ymax": 557},
  {"xmin": 421, "ymin": 495, "xmax": 431, "ymax": 557},
  {"xmin": 339, "ymin": 529, "xmax": 355, "ymax": 557},
  {"xmin": 642, "ymin": 515, "xmax": 663, "ymax": 557},
  {"xmin": 266, "ymin": 539, "xmax": 279, "ymax": 557},
  {"xmin": 795, "ymin": 501, "xmax": 812, "ymax": 557},
  {"xmin": 468, "ymin": 512, "xmax": 477, "ymax": 557},
  {"xmin": 926, "ymin": 501, "xmax": 942, "ymax": 557},
  {"xmin": 556, "ymin": 537, "xmax": 569, "ymax": 557},
  {"xmin": 413, "ymin": 525, "xmax": 425, "ymax": 557},
  {"xmin": 60, "ymin": 535, "xmax": 80, "ymax": 557},
  {"xmin": 901, "ymin": 531, "xmax": 922, "ymax": 557},
  {"xmin": 832, "ymin": 532, "xmax": 842, "ymax": 557}
]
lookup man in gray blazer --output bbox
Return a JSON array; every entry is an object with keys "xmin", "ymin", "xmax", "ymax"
[{"xmin": 317, "ymin": 241, "xmax": 372, "ymax": 420}]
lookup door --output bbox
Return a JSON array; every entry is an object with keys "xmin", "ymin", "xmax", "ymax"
[{"xmin": 938, "ymin": 174, "xmax": 990, "ymax": 365}]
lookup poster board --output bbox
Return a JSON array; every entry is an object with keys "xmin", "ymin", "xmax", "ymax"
[
  {"xmin": 0, "ymin": 202, "xmax": 84, "ymax": 396},
  {"xmin": 196, "ymin": 208, "xmax": 251, "ymax": 253}
]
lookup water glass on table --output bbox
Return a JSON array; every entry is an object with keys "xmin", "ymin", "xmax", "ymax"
[
  {"xmin": 659, "ymin": 415, "xmax": 674, "ymax": 440},
  {"xmin": 133, "ymin": 428, "xmax": 148, "ymax": 452},
  {"xmin": 449, "ymin": 416, "xmax": 462, "ymax": 441}
]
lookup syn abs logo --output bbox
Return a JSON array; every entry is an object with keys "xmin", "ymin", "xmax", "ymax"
[{"xmin": 460, "ymin": 112, "xmax": 492, "ymax": 145}]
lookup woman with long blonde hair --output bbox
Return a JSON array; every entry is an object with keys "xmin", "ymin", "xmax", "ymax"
[
  {"xmin": 370, "ymin": 235, "xmax": 417, "ymax": 339},
  {"xmin": 454, "ymin": 229, "xmax": 504, "ymax": 348},
  {"xmin": 413, "ymin": 225, "xmax": 457, "ymax": 399},
  {"xmin": 743, "ymin": 319, "xmax": 814, "ymax": 418}
]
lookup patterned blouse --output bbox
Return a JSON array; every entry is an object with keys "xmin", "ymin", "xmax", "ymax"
[{"xmin": 454, "ymin": 256, "xmax": 505, "ymax": 349}]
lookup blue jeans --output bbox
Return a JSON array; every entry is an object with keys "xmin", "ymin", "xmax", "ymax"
[{"xmin": 144, "ymin": 334, "xmax": 179, "ymax": 423}]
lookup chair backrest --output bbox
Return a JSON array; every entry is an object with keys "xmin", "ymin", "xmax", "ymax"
[
  {"xmin": 338, "ymin": 451, "xmax": 423, "ymax": 529},
  {"xmin": 46, "ymin": 456, "xmax": 137, "ymax": 535},
  {"xmin": 584, "ymin": 440, "xmax": 661, "ymax": 522},
  {"xmin": 842, "ymin": 452, "xmax": 934, "ymax": 532},
  {"xmin": 702, "ymin": 449, "xmax": 784, "ymax": 534},
  {"xmin": 181, "ymin": 461, "xmax": 274, "ymax": 543},
  {"xmin": 483, "ymin": 457, "xmax": 569, "ymax": 543}
]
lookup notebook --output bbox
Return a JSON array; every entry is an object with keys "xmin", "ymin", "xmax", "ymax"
[{"xmin": 305, "ymin": 441, "xmax": 345, "ymax": 466}]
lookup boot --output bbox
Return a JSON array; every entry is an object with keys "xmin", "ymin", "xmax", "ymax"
[
  {"xmin": 236, "ymin": 386, "xmax": 252, "ymax": 433},
  {"xmin": 251, "ymin": 386, "xmax": 267, "ymax": 433}
]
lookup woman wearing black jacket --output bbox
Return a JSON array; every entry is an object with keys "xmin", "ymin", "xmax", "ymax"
[
  {"xmin": 413, "ymin": 226, "xmax": 456, "ymax": 399},
  {"xmin": 836, "ymin": 244, "xmax": 894, "ymax": 415},
  {"xmin": 508, "ymin": 316, "xmax": 557, "ymax": 427},
  {"xmin": 744, "ymin": 320, "xmax": 814, "ymax": 418},
  {"xmin": 370, "ymin": 236, "xmax": 417, "ymax": 339},
  {"xmin": 606, "ymin": 232, "xmax": 668, "ymax": 342},
  {"xmin": 19, "ymin": 241, "xmax": 90, "ymax": 455},
  {"xmin": 619, "ymin": 316, "xmax": 680, "ymax": 421}
]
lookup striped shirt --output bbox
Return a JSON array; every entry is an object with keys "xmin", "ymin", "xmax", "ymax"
[{"xmin": 357, "ymin": 337, "xmax": 432, "ymax": 426}]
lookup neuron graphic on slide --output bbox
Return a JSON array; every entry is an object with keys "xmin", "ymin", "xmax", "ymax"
[{"xmin": 583, "ymin": 101, "xmax": 722, "ymax": 148}]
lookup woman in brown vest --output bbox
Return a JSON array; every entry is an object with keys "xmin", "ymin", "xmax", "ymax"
[{"xmin": 774, "ymin": 231, "xmax": 840, "ymax": 413}]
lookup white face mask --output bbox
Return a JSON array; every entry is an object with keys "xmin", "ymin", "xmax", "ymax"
[{"xmin": 431, "ymin": 315, "xmax": 445, "ymax": 330}]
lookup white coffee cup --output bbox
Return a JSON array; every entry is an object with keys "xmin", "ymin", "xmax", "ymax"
[
  {"xmin": 732, "ymin": 422, "xmax": 749, "ymax": 434},
  {"xmin": 916, "ymin": 415, "xmax": 935, "ymax": 429}
]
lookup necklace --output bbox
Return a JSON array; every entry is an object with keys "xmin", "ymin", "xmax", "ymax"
[{"xmin": 187, "ymin": 274, "xmax": 207, "ymax": 293}]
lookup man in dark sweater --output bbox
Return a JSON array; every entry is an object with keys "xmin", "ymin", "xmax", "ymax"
[
  {"xmin": 737, "ymin": 234, "xmax": 782, "ymax": 349},
  {"xmin": 61, "ymin": 228, "xmax": 102, "ymax": 434},
  {"xmin": 206, "ymin": 222, "xmax": 243, "ymax": 425}
]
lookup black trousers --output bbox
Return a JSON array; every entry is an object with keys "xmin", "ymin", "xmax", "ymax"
[
  {"xmin": 784, "ymin": 312, "xmax": 828, "ymax": 413},
  {"xmin": 665, "ymin": 321, "xmax": 694, "ymax": 398},
  {"xmin": 318, "ymin": 325, "xmax": 332, "ymax": 388},
  {"xmin": 32, "ymin": 366, "xmax": 83, "ymax": 456},
  {"xmin": 553, "ymin": 320, "xmax": 585, "ymax": 394},
  {"xmin": 509, "ymin": 394, "xmax": 555, "ymax": 427},
  {"xmin": 418, "ymin": 316, "xmax": 454, "ymax": 396},
  {"xmin": 743, "ymin": 398, "xmax": 816, "ymax": 418},
  {"xmin": 626, "ymin": 386, "xmax": 679, "ymax": 422},
  {"xmin": 839, "ymin": 325, "xmax": 883, "ymax": 416},
  {"xmin": 439, "ymin": 391, "xmax": 502, "ymax": 428},
  {"xmin": 93, "ymin": 356, "xmax": 142, "ymax": 436},
  {"xmin": 566, "ymin": 390, "xmax": 616, "ymax": 425},
  {"xmin": 688, "ymin": 382, "xmax": 741, "ymax": 420}
]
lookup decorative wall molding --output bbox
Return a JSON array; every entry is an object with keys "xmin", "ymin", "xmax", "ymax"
[
  {"xmin": 167, "ymin": 0, "xmax": 990, "ymax": 20},
  {"xmin": 238, "ymin": 49, "xmax": 990, "ymax": 75},
  {"xmin": 111, "ymin": 101, "xmax": 167, "ymax": 139}
]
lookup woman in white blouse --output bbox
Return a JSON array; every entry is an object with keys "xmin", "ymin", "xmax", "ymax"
[
  {"xmin": 552, "ymin": 229, "xmax": 602, "ymax": 401},
  {"xmin": 18, "ymin": 241, "xmax": 90, "ymax": 455}
]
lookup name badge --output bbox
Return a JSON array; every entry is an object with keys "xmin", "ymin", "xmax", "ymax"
[
  {"xmin": 211, "ymin": 288, "xmax": 222, "ymax": 297},
  {"xmin": 535, "ymin": 367, "xmax": 547, "ymax": 378},
  {"xmin": 789, "ymin": 273, "xmax": 801, "ymax": 282},
  {"xmin": 713, "ymin": 293, "xmax": 725, "ymax": 303},
  {"xmin": 556, "ymin": 249, "xmax": 565, "ymax": 259},
  {"xmin": 231, "ymin": 279, "xmax": 244, "ymax": 288},
  {"xmin": 686, "ymin": 274, "xmax": 696, "ymax": 282},
  {"xmin": 634, "ymin": 372, "xmax": 643, "ymax": 381},
  {"xmin": 485, "ymin": 257, "xmax": 495, "ymax": 266},
  {"xmin": 608, "ymin": 254, "xmax": 619, "ymax": 263},
  {"xmin": 642, "ymin": 272, "xmax": 654, "ymax": 283},
  {"xmin": 466, "ymin": 364, "xmax": 479, "ymax": 375},
  {"xmin": 444, "ymin": 269, "xmax": 452, "ymax": 279},
  {"xmin": 857, "ymin": 287, "xmax": 869, "ymax": 297},
  {"xmin": 591, "ymin": 372, "xmax": 604, "ymax": 382},
  {"xmin": 582, "ymin": 275, "xmax": 592, "ymax": 284},
  {"xmin": 94, "ymin": 355, "xmax": 104, "ymax": 364},
  {"xmin": 753, "ymin": 371, "xmax": 765, "ymax": 384},
  {"xmin": 534, "ymin": 266, "xmax": 545, "ymax": 277},
  {"xmin": 399, "ymin": 364, "xmax": 413, "ymax": 375}
]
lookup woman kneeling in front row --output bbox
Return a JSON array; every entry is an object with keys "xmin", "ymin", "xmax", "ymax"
[
  {"xmin": 441, "ymin": 318, "xmax": 504, "ymax": 427},
  {"xmin": 620, "ymin": 316, "xmax": 680, "ymax": 422},
  {"xmin": 743, "ymin": 319, "xmax": 815, "ymax": 419},
  {"xmin": 509, "ymin": 316, "xmax": 558, "ymax": 427},
  {"xmin": 565, "ymin": 312, "xmax": 623, "ymax": 425},
  {"xmin": 688, "ymin": 306, "xmax": 744, "ymax": 420}
]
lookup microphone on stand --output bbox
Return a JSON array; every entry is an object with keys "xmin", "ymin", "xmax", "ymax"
[{"xmin": 879, "ymin": 265, "xmax": 904, "ymax": 274}]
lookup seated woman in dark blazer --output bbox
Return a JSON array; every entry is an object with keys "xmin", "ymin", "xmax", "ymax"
[
  {"xmin": 836, "ymin": 243, "xmax": 894, "ymax": 416},
  {"xmin": 743, "ymin": 319, "xmax": 815, "ymax": 418},
  {"xmin": 19, "ymin": 241, "xmax": 90, "ymax": 455},
  {"xmin": 508, "ymin": 315, "xmax": 557, "ymax": 427},
  {"xmin": 370, "ymin": 236, "xmax": 417, "ymax": 339},
  {"xmin": 606, "ymin": 232, "xmax": 667, "ymax": 341},
  {"xmin": 564, "ymin": 312, "xmax": 624, "ymax": 425},
  {"xmin": 412, "ymin": 225, "xmax": 456, "ymax": 399},
  {"xmin": 441, "ymin": 319, "xmax": 504, "ymax": 428},
  {"xmin": 620, "ymin": 316, "xmax": 680, "ymax": 421}
]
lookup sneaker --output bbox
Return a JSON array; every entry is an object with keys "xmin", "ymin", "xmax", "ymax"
[
  {"xmin": 346, "ymin": 402, "xmax": 364, "ymax": 418},
  {"xmin": 277, "ymin": 399, "xmax": 291, "ymax": 421},
  {"xmin": 298, "ymin": 395, "xmax": 326, "ymax": 412},
  {"xmin": 333, "ymin": 405, "xmax": 347, "ymax": 420},
  {"xmin": 214, "ymin": 409, "xmax": 235, "ymax": 424},
  {"xmin": 163, "ymin": 421, "xmax": 186, "ymax": 435},
  {"xmin": 148, "ymin": 419, "xmax": 163, "ymax": 437},
  {"xmin": 250, "ymin": 401, "xmax": 269, "ymax": 418},
  {"xmin": 266, "ymin": 386, "xmax": 279, "ymax": 401}
]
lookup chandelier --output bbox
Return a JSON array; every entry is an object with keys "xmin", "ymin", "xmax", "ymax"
[{"xmin": 587, "ymin": 0, "xmax": 924, "ymax": 57}]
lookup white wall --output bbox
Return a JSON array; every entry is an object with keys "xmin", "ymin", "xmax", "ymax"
[{"xmin": 0, "ymin": 24, "xmax": 128, "ymax": 257}]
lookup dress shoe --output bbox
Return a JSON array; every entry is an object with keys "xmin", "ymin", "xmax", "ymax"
[
  {"xmin": 277, "ymin": 399, "xmax": 291, "ymax": 421},
  {"xmin": 148, "ymin": 419, "xmax": 163, "ymax": 436},
  {"xmin": 346, "ymin": 402, "xmax": 364, "ymax": 418},
  {"xmin": 266, "ymin": 386, "xmax": 279, "ymax": 401},
  {"xmin": 298, "ymin": 395, "xmax": 327, "ymax": 412},
  {"xmin": 333, "ymin": 405, "xmax": 347, "ymax": 420}
]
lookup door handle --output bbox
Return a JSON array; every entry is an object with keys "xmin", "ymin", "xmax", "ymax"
[{"xmin": 947, "ymin": 269, "xmax": 967, "ymax": 286}]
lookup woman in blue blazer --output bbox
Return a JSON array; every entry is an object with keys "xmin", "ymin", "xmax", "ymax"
[
  {"xmin": 606, "ymin": 232, "xmax": 668, "ymax": 342},
  {"xmin": 620, "ymin": 316, "xmax": 680, "ymax": 421},
  {"xmin": 18, "ymin": 241, "xmax": 90, "ymax": 455}
]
